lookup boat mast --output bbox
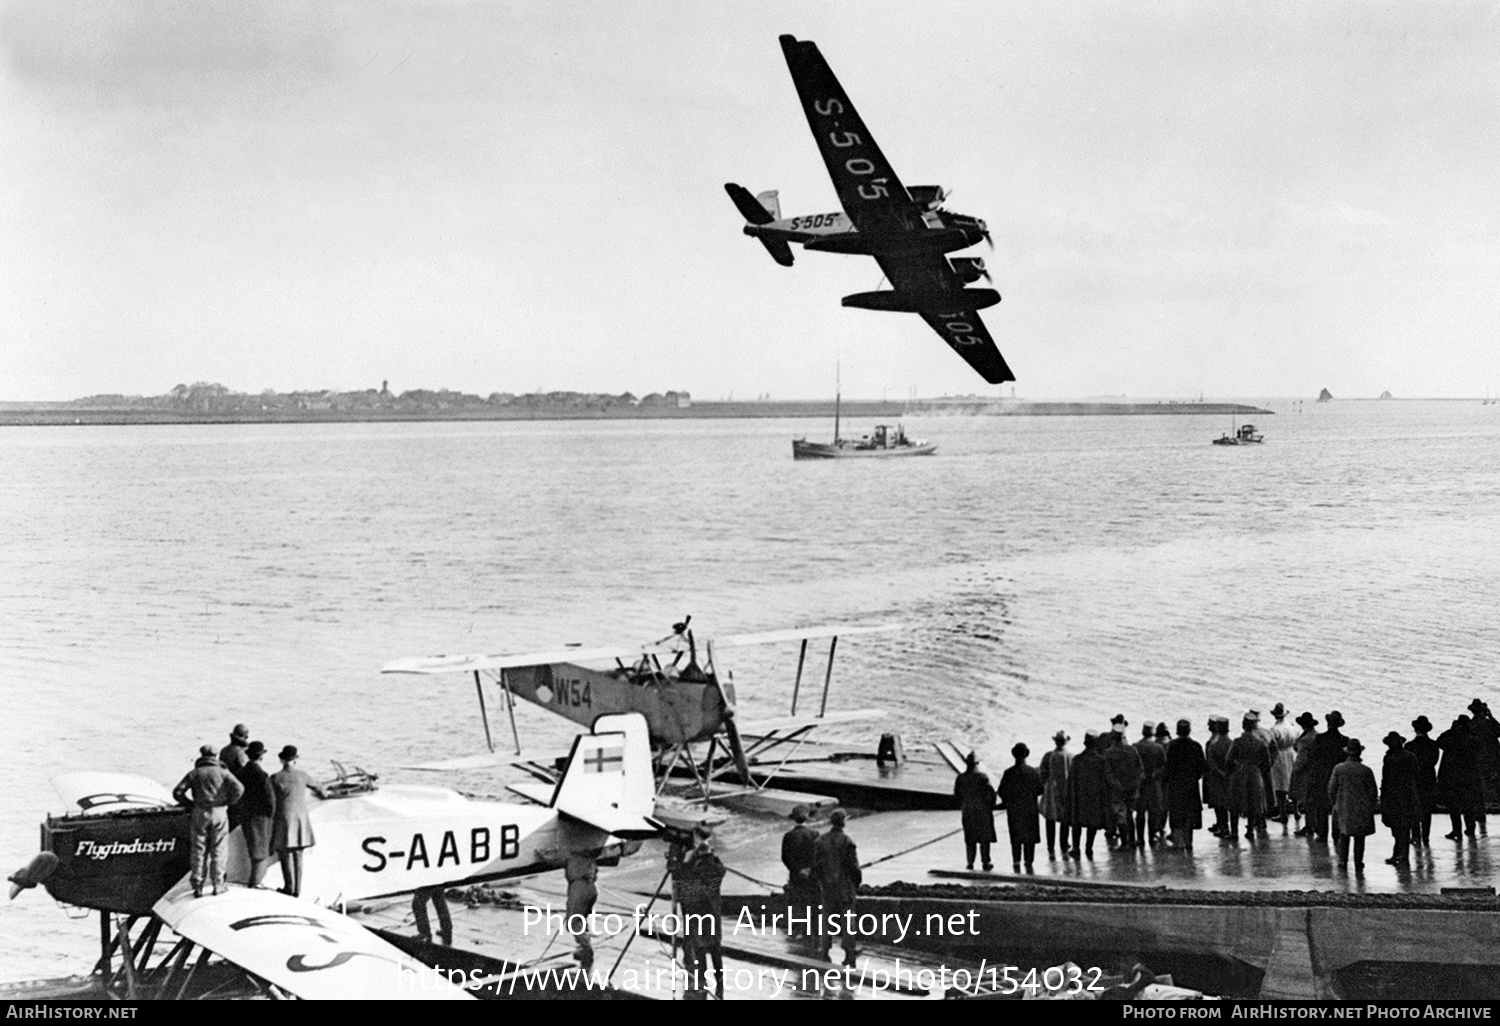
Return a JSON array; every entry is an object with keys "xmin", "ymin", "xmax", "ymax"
[{"xmin": 834, "ymin": 360, "xmax": 841, "ymax": 444}]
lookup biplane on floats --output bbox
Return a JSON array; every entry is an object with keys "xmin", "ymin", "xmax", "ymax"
[
  {"xmin": 6, "ymin": 714, "xmax": 658, "ymax": 1000},
  {"xmin": 381, "ymin": 619, "xmax": 899, "ymax": 806}
]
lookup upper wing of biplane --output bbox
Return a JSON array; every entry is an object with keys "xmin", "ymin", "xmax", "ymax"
[
  {"xmin": 779, "ymin": 35, "xmax": 917, "ymax": 235},
  {"xmin": 152, "ymin": 883, "xmax": 473, "ymax": 1000}
]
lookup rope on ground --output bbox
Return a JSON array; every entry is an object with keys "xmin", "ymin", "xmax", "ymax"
[
  {"xmin": 860, "ymin": 826, "xmax": 965, "ymax": 870},
  {"xmin": 722, "ymin": 863, "xmax": 783, "ymax": 890}
]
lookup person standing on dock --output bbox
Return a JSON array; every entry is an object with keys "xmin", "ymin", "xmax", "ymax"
[
  {"xmin": 1304, "ymin": 711, "xmax": 1348, "ymax": 843},
  {"xmin": 173, "ymin": 744, "xmax": 244, "ymax": 898},
  {"xmin": 1227, "ymin": 715, "xmax": 1271, "ymax": 843},
  {"xmin": 270, "ymin": 745, "xmax": 324, "ymax": 898},
  {"xmin": 1407, "ymin": 716, "xmax": 1439, "ymax": 847},
  {"xmin": 1467, "ymin": 699, "xmax": 1499, "ymax": 836},
  {"xmin": 1101, "ymin": 730, "xmax": 1143, "ymax": 851},
  {"xmin": 1437, "ymin": 715, "xmax": 1484, "ymax": 840},
  {"xmin": 1379, "ymin": 732, "xmax": 1421, "ymax": 868},
  {"xmin": 781, "ymin": 806, "xmax": 819, "ymax": 935},
  {"xmin": 1164, "ymin": 719, "xmax": 1205, "ymax": 851},
  {"xmin": 954, "ymin": 751, "xmax": 998, "ymax": 871},
  {"xmin": 1064, "ymin": 732, "xmax": 1111, "ymax": 859},
  {"xmin": 238, "ymin": 740, "xmax": 276, "ymax": 889},
  {"xmin": 676, "ymin": 826, "xmax": 726, "ymax": 1000},
  {"xmin": 1290, "ymin": 713, "xmax": 1320, "ymax": 836},
  {"xmin": 1133, "ymin": 723, "xmax": 1167, "ymax": 849},
  {"xmin": 1204, "ymin": 717, "xmax": 1231, "ymax": 839},
  {"xmin": 1269, "ymin": 704, "xmax": 1298, "ymax": 826},
  {"xmin": 565, "ymin": 848, "xmax": 600, "ymax": 968},
  {"xmin": 1328, "ymin": 738, "xmax": 1377, "ymax": 872},
  {"xmin": 997, "ymin": 743, "xmax": 1043, "ymax": 872},
  {"xmin": 813, "ymin": 809, "xmax": 862, "ymax": 967},
  {"xmin": 1039, "ymin": 731, "xmax": 1073, "ymax": 859}
]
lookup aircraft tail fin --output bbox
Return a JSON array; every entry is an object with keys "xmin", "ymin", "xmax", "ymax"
[{"xmin": 551, "ymin": 713, "xmax": 660, "ymax": 839}]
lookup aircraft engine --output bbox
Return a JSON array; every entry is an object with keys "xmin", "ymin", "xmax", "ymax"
[
  {"xmin": 950, "ymin": 256, "xmax": 990, "ymax": 284},
  {"xmin": 907, "ymin": 185, "xmax": 947, "ymax": 211}
]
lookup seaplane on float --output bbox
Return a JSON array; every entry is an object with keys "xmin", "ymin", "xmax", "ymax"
[
  {"xmin": 382, "ymin": 618, "xmax": 899, "ymax": 814},
  {"xmin": 6, "ymin": 714, "xmax": 659, "ymax": 1000}
]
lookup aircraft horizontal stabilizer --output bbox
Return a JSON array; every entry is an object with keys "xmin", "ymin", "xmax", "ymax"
[
  {"xmin": 550, "ymin": 713, "xmax": 660, "ymax": 840},
  {"xmin": 758, "ymin": 236, "xmax": 795, "ymax": 267},
  {"xmin": 152, "ymin": 883, "xmax": 473, "ymax": 1000},
  {"xmin": 725, "ymin": 182, "xmax": 775, "ymax": 225},
  {"xmin": 51, "ymin": 772, "xmax": 177, "ymax": 816}
]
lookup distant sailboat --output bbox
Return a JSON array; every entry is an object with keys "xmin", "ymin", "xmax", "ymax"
[{"xmin": 1317, "ymin": 388, "xmax": 1333, "ymax": 403}]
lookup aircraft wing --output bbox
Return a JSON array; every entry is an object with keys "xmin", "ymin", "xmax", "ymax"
[
  {"xmin": 152, "ymin": 883, "xmax": 473, "ymax": 1000},
  {"xmin": 736, "ymin": 708, "xmax": 886, "ymax": 737},
  {"xmin": 709, "ymin": 622, "xmax": 905, "ymax": 649},
  {"xmin": 51, "ymin": 772, "xmax": 178, "ymax": 815},
  {"xmin": 780, "ymin": 35, "xmax": 916, "ymax": 234},
  {"xmin": 382, "ymin": 644, "xmax": 647, "ymax": 675},
  {"xmin": 918, "ymin": 309, "xmax": 1014, "ymax": 385}
]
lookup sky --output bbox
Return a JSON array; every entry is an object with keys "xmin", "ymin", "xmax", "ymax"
[{"xmin": 2, "ymin": 0, "xmax": 1497, "ymax": 402}]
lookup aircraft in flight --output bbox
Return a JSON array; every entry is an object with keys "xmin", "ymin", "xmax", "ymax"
[
  {"xmin": 7, "ymin": 714, "xmax": 658, "ymax": 1000},
  {"xmin": 726, "ymin": 35, "xmax": 1015, "ymax": 385},
  {"xmin": 383, "ymin": 618, "xmax": 895, "ymax": 802}
]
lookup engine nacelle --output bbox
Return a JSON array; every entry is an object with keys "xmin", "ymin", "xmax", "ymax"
[
  {"xmin": 950, "ymin": 256, "xmax": 988, "ymax": 285},
  {"xmin": 907, "ymin": 185, "xmax": 947, "ymax": 211}
]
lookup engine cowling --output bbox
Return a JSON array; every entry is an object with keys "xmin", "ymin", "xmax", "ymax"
[
  {"xmin": 907, "ymin": 185, "xmax": 947, "ymax": 211},
  {"xmin": 950, "ymin": 256, "xmax": 988, "ymax": 284}
]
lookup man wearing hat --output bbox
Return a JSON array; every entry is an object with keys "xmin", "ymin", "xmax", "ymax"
[
  {"xmin": 1110, "ymin": 714, "xmax": 1129, "ymax": 736},
  {"xmin": 812, "ymin": 809, "xmax": 862, "ymax": 966},
  {"xmin": 1289, "ymin": 712, "xmax": 1320, "ymax": 836},
  {"xmin": 1379, "ymin": 732, "xmax": 1421, "ymax": 868},
  {"xmin": 1406, "ymin": 716, "xmax": 1439, "ymax": 847},
  {"xmin": 676, "ymin": 826, "xmax": 726, "ymax": 998},
  {"xmin": 1268, "ymin": 705, "xmax": 1298, "ymax": 826},
  {"xmin": 1163, "ymin": 719, "xmax": 1205, "ymax": 851},
  {"xmin": 953, "ymin": 751, "xmax": 998, "ymax": 871},
  {"xmin": 1101, "ymin": 729, "xmax": 1144, "ymax": 851},
  {"xmin": 1038, "ymin": 731, "xmax": 1073, "ymax": 859},
  {"xmin": 1328, "ymin": 738, "xmax": 1377, "ymax": 872},
  {"xmin": 565, "ymin": 847, "xmax": 601, "ymax": 969},
  {"xmin": 1133, "ymin": 723, "xmax": 1167, "ymax": 849},
  {"xmin": 270, "ymin": 745, "xmax": 324, "ymax": 897},
  {"xmin": 1304, "ymin": 711, "xmax": 1348, "ymax": 843},
  {"xmin": 172, "ymin": 744, "xmax": 244, "ymax": 898},
  {"xmin": 1064, "ymin": 732, "xmax": 1111, "ymax": 859},
  {"xmin": 1467, "ymin": 699, "xmax": 1499, "ymax": 836},
  {"xmin": 1204, "ymin": 718, "xmax": 1232, "ymax": 839},
  {"xmin": 219, "ymin": 724, "xmax": 251, "ymax": 829},
  {"xmin": 239, "ymin": 740, "xmax": 277, "ymax": 889},
  {"xmin": 781, "ymin": 806, "xmax": 820, "ymax": 936}
]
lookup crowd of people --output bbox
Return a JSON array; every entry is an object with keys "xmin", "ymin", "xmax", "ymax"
[
  {"xmin": 171, "ymin": 723, "xmax": 323, "ymax": 899},
  {"xmin": 953, "ymin": 699, "xmax": 1500, "ymax": 874}
]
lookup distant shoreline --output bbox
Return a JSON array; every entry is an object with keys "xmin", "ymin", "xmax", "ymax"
[{"xmin": 0, "ymin": 399, "xmax": 1274, "ymax": 426}]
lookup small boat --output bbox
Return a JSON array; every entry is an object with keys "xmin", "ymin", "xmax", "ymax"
[
  {"xmin": 793, "ymin": 365, "xmax": 935, "ymax": 459},
  {"xmin": 1212, "ymin": 422, "xmax": 1264, "ymax": 446}
]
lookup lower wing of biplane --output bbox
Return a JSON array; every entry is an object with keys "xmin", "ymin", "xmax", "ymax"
[{"xmin": 382, "ymin": 622, "xmax": 902, "ymax": 801}]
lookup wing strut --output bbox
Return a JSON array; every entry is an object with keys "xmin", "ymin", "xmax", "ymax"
[
  {"xmin": 819, "ymin": 635, "xmax": 839, "ymax": 717},
  {"xmin": 790, "ymin": 638, "xmax": 809, "ymax": 715},
  {"xmin": 474, "ymin": 671, "xmax": 493, "ymax": 754},
  {"xmin": 500, "ymin": 668, "xmax": 523, "ymax": 756},
  {"xmin": 706, "ymin": 640, "xmax": 755, "ymax": 786}
]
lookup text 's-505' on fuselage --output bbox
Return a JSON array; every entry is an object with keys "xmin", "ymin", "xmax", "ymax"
[{"xmin": 725, "ymin": 35, "xmax": 1014, "ymax": 385}]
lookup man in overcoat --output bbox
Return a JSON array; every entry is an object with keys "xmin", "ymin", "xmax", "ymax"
[
  {"xmin": 1133, "ymin": 723, "xmax": 1167, "ymax": 849},
  {"xmin": 813, "ymin": 809, "xmax": 862, "ymax": 966},
  {"xmin": 1064, "ymin": 732, "xmax": 1111, "ymax": 859},
  {"xmin": 1038, "ymin": 731, "xmax": 1073, "ymax": 859},
  {"xmin": 997, "ymin": 743, "xmax": 1043, "ymax": 871},
  {"xmin": 1328, "ymin": 738, "xmax": 1378, "ymax": 872},
  {"xmin": 1164, "ymin": 719, "xmax": 1205, "ymax": 851},
  {"xmin": 1379, "ymin": 731, "xmax": 1421, "ymax": 868},
  {"xmin": 781, "ymin": 806, "xmax": 819, "ymax": 935},
  {"xmin": 953, "ymin": 751, "xmax": 997, "ymax": 870},
  {"xmin": 1406, "ymin": 716, "xmax": 1440, "ymax": 847}
]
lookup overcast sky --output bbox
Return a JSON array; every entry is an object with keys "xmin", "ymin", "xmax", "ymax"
[{"xmin": 2, "ymin": 0, "xmax": 1497, "ymax": 401}]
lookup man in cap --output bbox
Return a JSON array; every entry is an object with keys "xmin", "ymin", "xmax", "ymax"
[
  {"xmin": 1406, "ymin": 716, "xmax": 1439, "ymax": 847},
  {"xmin": 1133, "ymin": 723, "xmax": 1167, "ymax": 849},
  {"xmin": 1204, "ymin": 717, "xmax": 1232, "ymax": 838},
  {"xmin": 1101, "ymin": 729, "xmax": 1144, "ymax": 851},
  {"xmin": 1038, "ymin": 731, "xmax": 1073, "ymax": 859},
  {"xmin": 954, "ymin": 751, "xmax": 997, "ymax": 871},
  {"xmin": 1328, "ymin": 738, "xmax": 1377, "ymax": 872},
  {"xmin": 1163, "ymin": 719, "xmax": 1205, "ymax": 851},
  {"xmin": 219, "ymin": 724, "xmax": 251, "ymax": 829},
  {"xmin": 676, "ymin": 825, "xmax": 726, "ymax": 999},
  {"xmin": 812, "ymin": 809, "xmax": 862, "ymax": 967},
  {"xmin": 1379, "ymin": 732, "xmax": 1420, "ymax": 868},
  {"xmin": 172, "ymin": 744, "xmax": 244, "ymax": 898},
  {"xmin": 564, "ymin": 847, "xmax": 600, "ymax": 968},
  {"xmin": 781, "ymin": 806, "xmax": 820, "ymax": 936}
]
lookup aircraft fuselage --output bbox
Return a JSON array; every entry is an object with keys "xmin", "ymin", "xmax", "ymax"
[
  {"xmin": 502, "ymin": 662, "xmax": 729, "ymax": 745},
  {"xmin": 745, "ymin": 208, "xmax": 987, "ymax": 256}
]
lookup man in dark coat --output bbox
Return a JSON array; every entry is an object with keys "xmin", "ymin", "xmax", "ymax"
[
  {"xmin": 781, "ymin": 806, "xmax": 819, "ymax": 936},
  {"xmin": 676, "ymin": 826, "xmax": 727, "ymax": 999},
  {"xmin": 1380, "ymin": 731, "xmax": 1421, "ymax": 868},
  {"xmin": 953, "ymin": 752, "xmax": 997, "ymax": 870},
  {"xmin": 813, "ymin": 809, "xmax": 862, "ymax": 966},
  {"xmin": 173, "ymin": 745, "xmax": 244, "ymax": 898},
  {"xmin": 1328, "ymin": 738, "xmax": 1378, "ymax": 872},
  {"xmin": 1133, "ymin": 723, "xmax": 1168, "ymax": 849},
  {"xmin": 1101, "ymin": 730, "xmax": 1144, "ymax": 851},
  {"xmin": 1304, "ymin": 710, "xmax": 1348, "ymax": 842},
  {"xmin": 1467, "ymin": 699, "xmax": 1500, "ymax": 835},
  {"xmin": 219, "ymin": 723, "xmax": 251, "ymax": 829},
  {"xmin": 238, "ymin": 740, "xmax": 277, "ymax": 889},
  {"xmin": 1204, "ymin": 717, "xmax": 1232, "ymax": 837},
  {"xmin": 1064, "ymin": 732, "xmax": 1111, "ymax": 859},
  {"xmin": 1406, "ymin": 716, "xmax": 1440, "ymax": 847},
  {"xmin": 1164, "ymin": 719, "xmax": 1205, "ymax": 851},
  {"xmin": 1038, "ymin": 731, "xmax": 1073, "ymax": 860},
  {"xmin": 997, "ymin": 743, "xmax": 1043, "ymax": 871},
  {"xmin": 1438, "ymin": 715, "xmax": 1484, "ymax": 839},
  {"xmin": 1227, "ymin": 716, "xmax": 1272, "ymax": 843}
]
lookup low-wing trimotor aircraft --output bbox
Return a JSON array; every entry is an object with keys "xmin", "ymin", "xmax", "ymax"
[
  {"xmin": 726, "ymin": 35, "xmax": 1015, "ymax": 385},
  {"xmin": 383, "ymin": 619, "xmax": 897, "ymax": 800}
]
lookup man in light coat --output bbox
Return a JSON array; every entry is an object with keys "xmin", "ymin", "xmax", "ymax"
[{"xmin": 1328, "ymin": 738, "xmax": 1378, "ymax": 873}]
